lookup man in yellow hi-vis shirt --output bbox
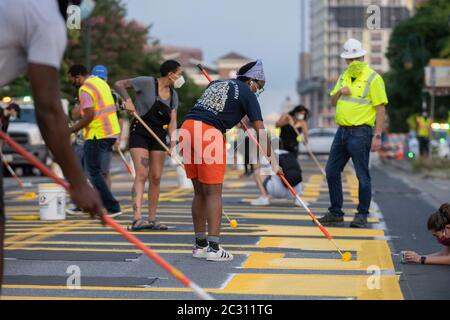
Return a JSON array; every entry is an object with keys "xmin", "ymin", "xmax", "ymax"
[
  {"xmin": 318, "ymin": 39, "xmax": 388, "ymax": 229},
  {"xmin": 416, "ymin": 112, "xmax": 431, "ymax": 158},
  {"xmin": 68, "ymin": 64, "xmax": 122, "ymax": 218}
]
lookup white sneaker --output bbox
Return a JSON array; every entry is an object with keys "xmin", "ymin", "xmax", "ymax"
[
  {"xmin": 294, "ymin": 198, "xmax": 310, "ymax": 207},
  {"xmin": 108, "ymin": 211, "xmax": 123, "ymax": 218},
  {"xmin": 192, "ymin": 246, "xmax": 209, "ymax": 259},
  {"xmin": 250, "ymin": 196, "xmax": 270, "ymax": 206},
  {"xmin": 206, "ymin": 247, "xmax": 234, "ymax": 262},
  {"xmin": 66, "ymin": 207, "xmax": 85, "ymax": 216}
]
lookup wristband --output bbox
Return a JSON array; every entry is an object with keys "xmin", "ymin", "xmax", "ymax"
[{"xmin": 420, "ymin": 256, "xmax": 427, "ymax": 265}]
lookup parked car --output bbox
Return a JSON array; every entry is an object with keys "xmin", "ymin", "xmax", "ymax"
[
  {"xmin": 1, "ymin": 101, "xmax": 51, "ymax": 174},
  {"xmin": 299, "ymin": 128, "xmax": 337, "ymax": 155}
]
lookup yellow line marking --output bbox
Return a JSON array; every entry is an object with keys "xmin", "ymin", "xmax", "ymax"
[
  {"xmin": 221, "ymin": 274, "xmax": 403, "ymax": 300},
  {"xmin": 244, "ymin": 240, "xmax": 394, "ymax": 270},
  {"xmin": 8, "ymin": 220, "xmax": 91, "ymax": 250},
  {"xmin": 242, "ymin": 253, "xmax": 364, "ymax": 270},
  {"xmin": 225, "ymin": 182, "xmax": 249, "ymax": 188},
  {"xmin": 5, "ymin": 225, "xmax": 384, "ymax": 238},
  {"xmin": 5, "ymin": 220, "xmax": 70, "ymax": 245},
  {"xmin": 240, "ymin": 197, "xmax": 318, "ymax": 203},
  {"xmin": 258, "ymin": 237, "xmax": 385, "ymax": 251},
  {"xmin": 7, "ymin": 212, "xmax": 379, "ymax": 224}
]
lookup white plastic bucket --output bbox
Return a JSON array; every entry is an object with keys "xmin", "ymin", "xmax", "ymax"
[
  {"xmin": 176, "ymin": 165, "xmax": 193, "ymax": 189},
  {"xmin": 38, "ymin": 184, "xmax": 66, "ymax": 221}
]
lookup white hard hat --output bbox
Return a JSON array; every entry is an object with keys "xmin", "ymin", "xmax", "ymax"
[{"xmin": 340, "ymin": 38, "xmax": 367, "ymax": 59}]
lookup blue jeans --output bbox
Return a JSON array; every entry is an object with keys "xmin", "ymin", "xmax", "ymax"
[
  {"xmin": 75, "ymin": 142, "xmax": 111, "ymax": 175},
  {"xmin": 84, "ymin": 138, "xmax": 120, "ymax": 213},
  {"xmin": 326, "ymin": 126, "xmax": 373, "ymax": 216}
]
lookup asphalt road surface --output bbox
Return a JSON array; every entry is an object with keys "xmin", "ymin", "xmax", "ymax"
[{"xmin": 1, "ymin": 155, "xmax": 448, "ymax": 300}]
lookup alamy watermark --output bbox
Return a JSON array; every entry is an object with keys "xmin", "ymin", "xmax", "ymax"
[
  {"xmin": 366, "ymin": 265, "xmax": 381, "ymax": 290},
  {"xmin": 171, "ymin": 125, "xmax": 280, "ymax": 175},
  {"xmin": 66, "ymin": 5, "xmax": 82, "ymax": 30},
  {"xmin": 367, "ymin": 5, "xmax": 381, "ymax": 30},
  {"xmin": 66, "ymin": 265, "xmax": 81, "ymax": 289}
]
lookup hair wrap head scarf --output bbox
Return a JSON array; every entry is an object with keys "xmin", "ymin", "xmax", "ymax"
[{"xmin": 237, "ymin": 59, "xmax": 265, "ymax": 81}]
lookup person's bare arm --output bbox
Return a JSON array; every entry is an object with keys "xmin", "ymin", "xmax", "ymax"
[
  {"xmin": 301, "ymin": 121, "xmax": 309, "ymax": 145},
  {"xmin": 113, "ymin": 117, "xmax": 125, "ymax": 151},
  {"xmin": 168, "ymin": 109, "xmax": 177, "ymax": 150},
  {"xmin": 114, "ymin": 79, "xmax": 136, "ymax": 112},
  {"xmin": 331, "ymin": 87, "xmax": 351, "ymax": 107},
  {"xmin": 424, "ymin": 255, "xmax": 450, "ymax": 265},
  {"xmin": 27, "ymin": 64, "xmax": 104, "ymax": 219},
  {"xmin": 405, "ymin": 247, "xmax": 450, "ymax": 265},
  {"xmin": 275, "ymin": 114, "xmax": 290, "ymax": 128},
  {"xmin": 71, "ymin": 108, "xmax": 95, "ymax": 133},
  {"xmin": 371, "ymin": 105, "xmax": 385, "ymax": 152},
  {"xmin": 71, "ymin": 104, "xmax": 82, "ymax": 121}
]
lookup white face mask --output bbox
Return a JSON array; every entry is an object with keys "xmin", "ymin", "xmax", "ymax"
[
  {"xmin": 9, "ymin": 115, "xmax": 17, "ymax": 121},
  {"xmin": 297, "ymin": 114, "xmax": 305, "ymax": 121},
  {"xmin": 251, "ymin": 81, "xmax": 264, "ymax": 98},
  {"xmin": 173, "ymin": 75, "xmax": 185, "ymax": 89}
]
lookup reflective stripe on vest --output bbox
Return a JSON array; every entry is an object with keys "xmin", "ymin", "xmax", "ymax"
[
  {"xmin": 418, "ymin": 117, "xmax": 430, "ymax": 137},
  {"xmin": 83, "ymin": 81, "xmax": 117, "ymax": 137},
  {"xmin": 80, "ymin": 78, "xmax": 120, "ymax": 139},
  {"xmin": 339, "ymin": 71, "xmax": 378, "ymax": 106}
]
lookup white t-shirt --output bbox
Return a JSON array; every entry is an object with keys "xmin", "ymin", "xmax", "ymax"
[
  {"xmin": 265, "ymin": 175, "xmax": 303, "ymax": 199},
  {"xmin": 262, "ymin": 149, "xmax": 303, "ymax": 199},
  {"xmin": 0, "ymin": 0, "xmax": 67, "ymax": 87}
]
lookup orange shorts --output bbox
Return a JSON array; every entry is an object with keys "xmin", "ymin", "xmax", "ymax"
[{"xmin": 180, "ymin": 119, "xmax": 226, "ymax": 185}]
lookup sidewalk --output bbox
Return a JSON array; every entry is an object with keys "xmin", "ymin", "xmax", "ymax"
[
  {"xmin": 2, "ymin": 158, "xmax": 403, "ymax": 300},
  {"xmin": 377, "ymin": 159, "xmax": 450, "ymax": 207}
]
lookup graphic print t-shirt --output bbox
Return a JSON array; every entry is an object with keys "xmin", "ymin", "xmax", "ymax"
[{"xmin": 185, "ymin": 79, "xmax": 263, "ymax": 133}]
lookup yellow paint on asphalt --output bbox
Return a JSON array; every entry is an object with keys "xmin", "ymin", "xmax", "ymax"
[
  {"xmin": 221, "ymin": 274, "xmax": 403, "ymax": 300},
  {"xmin": 7, "ymin": 220, "xmax": 92, "ymax": 250},
  {"xmin": 4, "ymin": 246, "xmax": 256, "ymax": 257},
  {"xmin": 2, "ymin": 167, "xmax": 401, "ymax": 300},
  {"xmin": 243, "ymin": 253, "xmax": 366, "ymax": 270},
  {"xmin": 243, "ymin": 240, "xmax": 394, "ymax": 270},
  {"xmin": 4, "ymin": 225, "xmax": 384, "ymax": 238},
  {"xmin": 258, "ymin": 237, "xmax": 387, "ymax": 252},
  {"xmin": 240, "ymin": 197, "xmax": 318, "ymax": 203}
]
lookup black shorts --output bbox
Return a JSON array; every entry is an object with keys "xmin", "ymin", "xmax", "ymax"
[{"xmin": 129, "ymin": 132, "xmax": 169, "ymax": 152}]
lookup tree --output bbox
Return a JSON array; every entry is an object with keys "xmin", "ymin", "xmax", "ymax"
[
  {"xmin": 61, "ymin": 0, "xmax": 161, "ymax": 100},
  {"xmin": 385, "ymin": 0, "xmax": 450, "ymax": 132},
  {"xmin": 0, "ymin": 0, "xmax": 203, "ymax": 126}
]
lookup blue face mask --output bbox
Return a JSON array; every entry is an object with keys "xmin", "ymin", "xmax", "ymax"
[{"xmin": 252, "ymin": 81, "xmax": 264, "ymax": 98}]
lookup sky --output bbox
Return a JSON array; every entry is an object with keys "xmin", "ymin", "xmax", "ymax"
[{"xmin": 123, "ymin": 0, "xmax": 303, "ymax": 116}]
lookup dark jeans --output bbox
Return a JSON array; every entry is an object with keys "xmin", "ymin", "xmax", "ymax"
[
  {"xmin": 84, "ymin": 138, "xmax": 120, "ymax": 213},
  {"xmin": 326, "ymin": 126, "xmax": 373, "ymax": 216},
  {"xmin": 418, "ymin": 137, "xmax": 430, "ymax": 157}
]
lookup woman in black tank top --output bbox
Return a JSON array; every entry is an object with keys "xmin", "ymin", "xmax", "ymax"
[{"xmin": 276, "ymin": 105, "xmax": 310, "ymax": 156}]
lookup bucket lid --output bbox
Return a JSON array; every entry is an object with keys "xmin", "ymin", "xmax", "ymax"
[{"xmin": 38, "ymin": 183, "xmax": 64, "ymax": 189}]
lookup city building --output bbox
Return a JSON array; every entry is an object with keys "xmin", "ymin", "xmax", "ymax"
[
  {"xmin": 157, "ymin": 46, "xmax": 251, "ymax": 86},
  {"xmin": 298, "ymin": 0, "xmax": 423, "ymax": 128},
  {"xmin": 215, "ymin": 52, "xmax": 251, "ymax": 80}
]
